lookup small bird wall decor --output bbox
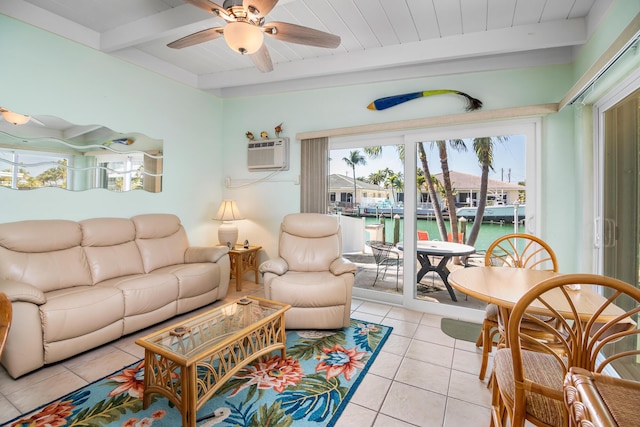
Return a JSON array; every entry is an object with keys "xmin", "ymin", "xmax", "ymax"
[
  {"xmin": 245, "ymin": 124, "xmax": 284, "ymax": 141},
  {"xmin": 367, "ymin": 90, "xmax": 483, "ymax": 112}
]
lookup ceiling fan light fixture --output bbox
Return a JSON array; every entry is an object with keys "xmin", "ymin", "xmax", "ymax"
[{"xmin": 224, "ymin": 21, "xmax": 263, "ymax": 54}]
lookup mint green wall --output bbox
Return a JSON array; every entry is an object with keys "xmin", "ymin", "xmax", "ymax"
[
  {"xmin": 568, "ymin": 3, "xmax": 640, "ymax": 274},
  {"xmin": 220, "ymin": 66, "xmax": 578, "ymax": 268},
  {"xmin": 572, "ymin": 2, "xmax": 639, "ymax": 83},
  {"xmin": 0, "ymin": 15, "xmax": 224, "ymax": 244}
]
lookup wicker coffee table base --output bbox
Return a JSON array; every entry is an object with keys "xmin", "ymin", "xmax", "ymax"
[{"xmin": 141, "ymin": 308, "xmax": 287, "ymax": 427}]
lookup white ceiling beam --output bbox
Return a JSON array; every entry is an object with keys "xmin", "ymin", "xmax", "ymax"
[
  {"xmin": 112, "ymin": 47, "xmax": 200, "ymax": 88},
  {"xmin": 217, "ymin": 47, "xmax": 572, "ymax": 98},
  {"xmin": 0, "ymin": 0, "xmax": 100, "ymax": 49},
  {"xmin": 199, "ymin": 18, "xmax": 587, "ymax": 90},
  {"xmin": 100, "ymin": 4, "xmax": 216, "ymax": 52}
]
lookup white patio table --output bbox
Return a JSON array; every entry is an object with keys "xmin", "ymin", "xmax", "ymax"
[{"xmin": 397, "ymin": 240, "xmax": 475, "ymax": 301}]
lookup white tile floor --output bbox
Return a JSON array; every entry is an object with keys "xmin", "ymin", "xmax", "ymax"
[{"xmin": 0, "ymin": 281, "xmax": 495, "ymax": 427}]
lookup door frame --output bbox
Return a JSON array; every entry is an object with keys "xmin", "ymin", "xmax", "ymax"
[
  {"xmin": 331, "ymin": 118, "xmax": 541, "ymax": 319},
  {"xmin": 593, "ymin": 66, "xmax": 640, "ymax": 273}
]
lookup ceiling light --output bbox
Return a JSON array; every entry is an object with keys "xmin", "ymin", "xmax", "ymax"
[
  {"xmin": 224, "ymin": 22, "xmax": 264, "ymax": 54},
  {"xmin": 1, "ymin": 109, "xmax": 31, "ymax": 125}
]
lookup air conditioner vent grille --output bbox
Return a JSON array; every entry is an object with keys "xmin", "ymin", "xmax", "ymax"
[{"xmin": 247, "ymin": 138, "xmax": 289, "ymax": 171}]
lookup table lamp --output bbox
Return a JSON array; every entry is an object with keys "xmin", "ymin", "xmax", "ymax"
[{"xmin": 214, "ymin": 200, "xmax": 244, "ymax": 247}]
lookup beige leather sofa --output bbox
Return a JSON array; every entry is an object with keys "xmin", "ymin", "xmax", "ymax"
[
  {"xmin": 259, "ymin": 213, "xmax": 356, "ymax": 329},
  {"xmin": 0, "ymin": 214, "xmax": 230, "ymax": 378}
]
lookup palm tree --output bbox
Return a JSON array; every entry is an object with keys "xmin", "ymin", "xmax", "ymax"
[
  {"xmin": 416, "ymin": 168, "xmax": 426, "ymax": 203},
  {"xmin": 417, "ymin": 142, "xmax": 448, "ymax": 239},
  {"xmin": 367, "ymin": 170, "xmax": 387, "ymax": 186},
  {"xmin": 465, "ymin": 136, "xmax": 509, "ymax": 246},
  {"xmin": 437, "ymin": 139, "xmax": 466, "ymax": 242},
  {"xmin": 385, "ymin": 172, "xmax": 404, "ymax": 204},
  {"xmin": 342, "ymin": 150, "xmax": 367, "ymax": 210}
]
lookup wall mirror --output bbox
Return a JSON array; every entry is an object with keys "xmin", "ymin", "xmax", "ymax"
[{"xmin": 0, "ymin": 109, "xmax": 163, "ymax": 192}]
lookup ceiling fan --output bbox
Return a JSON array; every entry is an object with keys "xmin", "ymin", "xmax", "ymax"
[{"xmin": 168, "ymin": 0, "xmax": 341, "ymax": 72}]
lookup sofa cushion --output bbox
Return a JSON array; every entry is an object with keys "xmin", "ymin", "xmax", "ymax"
[
  {"xmin": 268, "ymin": 271, "xmax": 348, "ymax": 307},
  {"xmin": 80, "ymin": 218, "xmax": 145, "ymax": 284},
  {"xmin": 0, "ymin": 220, "xmax": 93, "ymax": 293},
  {"xmin": 279, "ymin": 214, "xmax": 341, "ymax": 272},
  {"xmin": 279, "ymin": 234, "xmax": 341, "ymax": 272},
  {"xmin": 98, "ymin": 273, "xmax": 179, "ymax": 317},
  {"xmin": 42, "ymin": 286, "xmax": 124, "ymax": 342},
  {"xmin": 84, "ymin": 242, "xmax": 145, "ymax": 284},
  {"xmin": 133, "ymin": 214, "xmax": 189, "ymax": 272},
  {"xmin": 80, "ymin": 217, "xmax": 136, "ymax": 246},
  {"xmin": 0, "ymin": 219, "xmax": 81, "ymax": 252},
  {"xmin": 154, "ymin": 263, "xmax": 220, "ymax": 299},
  {"xmin": 0, "ymin": 247, "xmax": 92, "ymax": 293}
]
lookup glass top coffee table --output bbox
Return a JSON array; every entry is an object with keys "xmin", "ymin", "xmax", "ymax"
[{"xmin": 135, "ymin": 296, "xmax": 290, "ymax": 427}]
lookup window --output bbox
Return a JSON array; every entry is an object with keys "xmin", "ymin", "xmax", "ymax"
[
  {"xmin": 0, "ymin": 149, "xmax": 70, "ymax": 190},
  {"xmin": 328, "ymin": 119, "xmax": 539, "ymax": 313}
]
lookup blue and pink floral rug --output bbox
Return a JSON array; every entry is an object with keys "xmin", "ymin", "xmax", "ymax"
[{"xmin": 5, "ymin": 319, "xmax": 391, "ymax": 427}]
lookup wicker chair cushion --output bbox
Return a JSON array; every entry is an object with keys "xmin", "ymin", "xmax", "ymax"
[
  {"xmin": 597, "ymin": 379, "xmax": 640, "ymax": 426},
  {"xmin": 484, "ymin": 304, "xmax": 552, "ymax": 326},
  {"xmin": 494, "ymin": 348, "xmax": 566, "ymax": 427},
  {"xmin": 485, "ymin": 303, "xmax": 499, "ymax": 321}
]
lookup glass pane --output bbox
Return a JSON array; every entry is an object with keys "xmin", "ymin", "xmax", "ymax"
[
  {"xmin": 329, "ymin": 146, "xmax": 405, "ymax": 296},
  {"xmin": 602, "ymin": 87, "xmax": 640, "ymax": 381},
  {"xmin": 411, "ymin": 135, "xmax": 526, "ymax": 308}
]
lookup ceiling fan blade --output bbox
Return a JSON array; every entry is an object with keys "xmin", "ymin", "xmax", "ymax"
[
  {"xmin": 184, "ymin": 0, "xmax": 230, "ymax": 19},
  {"xmin": 250, "ymin": 44, "xmax": 273, "ymax": 72},
  {"xmin": 243, "ymin": 0, "xmax": 278, "ymax": 18},
  {"xmin": 264, "ymin": 22, "xmax": 340, "ymax": 48},
  {"xmin": 167, "ymin": 27, "xmax": 224, "ymax": 49}
]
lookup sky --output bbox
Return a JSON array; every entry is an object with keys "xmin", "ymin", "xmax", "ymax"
[{"xmin": 329, "ymin": 134, "xmax": 526, "ymax": 184}]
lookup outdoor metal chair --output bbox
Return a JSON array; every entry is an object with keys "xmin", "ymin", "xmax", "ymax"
[{"xmin": 367, "ymin": 241, "xmax": 402, "ymax": 290}]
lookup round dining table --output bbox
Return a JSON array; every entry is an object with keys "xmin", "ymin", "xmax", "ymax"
[
  {"xmin": 397, "ymin": 240, "xmax": 475, "ymax": 302},
  {"xmin": 448, "ymin": 266, "xmax": 632, "ymax": 325}
]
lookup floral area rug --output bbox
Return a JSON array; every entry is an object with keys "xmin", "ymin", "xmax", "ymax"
[{"xmin": 5, "ymin": 319, "xmax": 391, "ymax": 427}]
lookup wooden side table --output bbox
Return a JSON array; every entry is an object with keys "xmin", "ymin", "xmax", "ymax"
[{"xmin": 228, "ymin": 245, "xmax": 262, "ymax": 291}]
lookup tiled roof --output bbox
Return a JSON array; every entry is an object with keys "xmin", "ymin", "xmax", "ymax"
[
  {"xmin": 433, "ymin": 171, "xmax": 524, "ymax": 191},
  {"xmin": 329, "ymin": 174, "xmax": 384, "ymax": 191}
]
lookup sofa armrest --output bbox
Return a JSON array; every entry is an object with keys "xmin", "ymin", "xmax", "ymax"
[
  {"xmin": 0, "ymin": 279, "xmax": 46, "ymax": 305},
  {"xmin": 184, "ymin": 246, "xmax": 229, "ymax": 264},
  {"xmin": 259, "ymin": 258, "xmax": 289, "ymax": 276},
  {"xmin": 330, "ymin": 257, "xmax": 357, "ymax": 276}
]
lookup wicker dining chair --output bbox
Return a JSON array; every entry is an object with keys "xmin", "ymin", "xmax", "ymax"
[
  {"xmin": 0, "ymin": 293, "xmax": 12, "ymax": 359},
  {"xmin": 491, "ymin": 273, "xmax": 640, "ymax": 427},
  {"xmin": 476, "ymin": 233, "xmax": 559, "ymax": 381}
]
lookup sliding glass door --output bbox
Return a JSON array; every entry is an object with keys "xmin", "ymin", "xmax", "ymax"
[
  {"xmin": 598, "ymin": 84, "xmax": 640, "ymax": 380},
  {"xmin": 330, "ymin": 119, "xmax": 539, "ymax": 317}
]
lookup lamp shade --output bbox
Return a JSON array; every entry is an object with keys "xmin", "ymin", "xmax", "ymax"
[
  {"xmin": 214, "ymin": 200, "xmax": 244, "ymax": 221},
  {"xmin": 223, "ymin": 22, "xmax": 264, "ymax": 54},
  {"xmin": 214, "ymin": 200, "xmax": 244, "ymax": 247}
]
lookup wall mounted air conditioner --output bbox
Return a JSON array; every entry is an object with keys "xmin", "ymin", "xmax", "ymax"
[{"xmin": 247, "ymin": 138, "xmax": 289, "ymax": 171}]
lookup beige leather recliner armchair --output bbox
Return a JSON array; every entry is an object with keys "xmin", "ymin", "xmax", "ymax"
[{"xmin": 259, "ymin": 213, "xmax": 356, "ymax": 329}]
